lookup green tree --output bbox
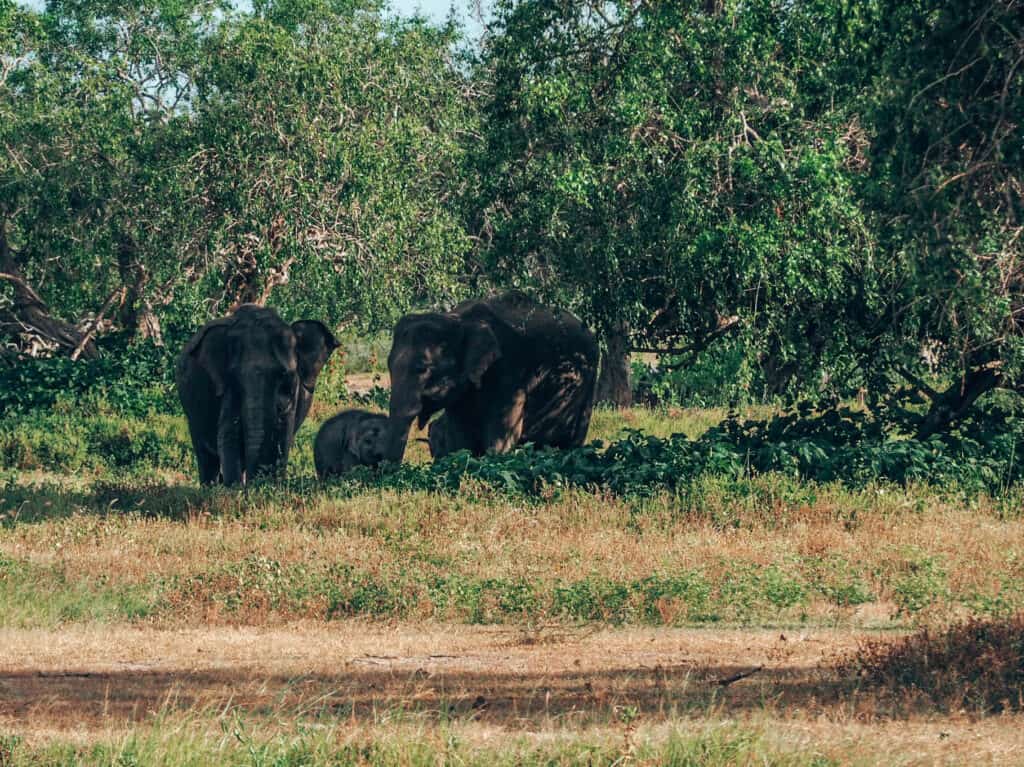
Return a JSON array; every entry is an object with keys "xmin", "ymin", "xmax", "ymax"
[
  {"xmin": 187, "ymin": 1, "xmax": 474, "ymax": 329},
  {"xmin": 1, "ymin": 0, "xmax": 475, "ymax": 362},
  {"xmin": 0, "ymin": 0, "xmax": 217, "ymax": 355},
  {"xmin": 472, "ymin": 0, "xmax": 874, "ymax": 406},
  {"xmin": 856, "ymin": 0, "xmax": 1023, "ymax": 436}
]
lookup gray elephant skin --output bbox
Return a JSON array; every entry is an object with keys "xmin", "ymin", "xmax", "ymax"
[
  {"xmin": 314, "ymin": 409, "xmax": 388, "ymax": 479},
  {"xmin": 386, "ymin": 291, "xmax": 599, "ymax": 462},
  {"xmin": 176, "ymin": 304, "xmax": 338, "ymax": 485},
  {"xmin": 426, "ymin": 413, "xmax": 471, "ymax": 458}
]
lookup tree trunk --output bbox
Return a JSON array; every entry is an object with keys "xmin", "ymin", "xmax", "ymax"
[
  {"xmin": 916, "ymin": 365, "xmax": 1002, "ymax": 439},
  {"xmin": 596, "ymin": 323, "xmax": 632, "ymax": 408},
  {"xmin": 116, "ymin": 235, "xmax": 163, "ymax": 345},
  {"xmin": 0, "ymin": 222, "xmax": 98, "ymax": 359}
]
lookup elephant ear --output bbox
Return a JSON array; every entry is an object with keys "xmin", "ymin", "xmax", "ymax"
[
  {"xmin": 462, "ymin": 319, "xmax": 501, "ymax": 388},
  {"xmin": 182, "ymin": 319, "xmax": 233, "ymax": 396},
  {"xmin": 292, "ymin": 320, "xmax": 340, "ymax": 391}
]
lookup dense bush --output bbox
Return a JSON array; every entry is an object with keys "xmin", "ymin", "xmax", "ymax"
[
  {"xmin": 369, "ymin": 403, "xmax": 1024, "ymax": 498},
  {"xmin": 5, "ymin": 398, "xmax": 1022, "ymax": 497},
  {"xmin": 0, "ymin": 334, "xmax": 181, "ymax": 417}
]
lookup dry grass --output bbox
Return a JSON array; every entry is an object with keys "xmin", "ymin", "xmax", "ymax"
[
  {"xmin": 2, "ymin": 623, "xmax": 1024, "ymax": 764},
  {"xmin": 3, "ymin": 405, "xmax": 1024, "ymax": 763},
  {"xmin": 839, "ymin": 615, "xmax": 1024, "ymax": 713},
  {"xmin": 3, "ymin": 476, "xmax": 1023, "ymax": 627}
]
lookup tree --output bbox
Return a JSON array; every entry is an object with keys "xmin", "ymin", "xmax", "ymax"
[
  {"xmin": 0, "ymin": 0, "xmax": 476, "ymax": 362},
  {"xmin": 0, "ymin": 0, "xmax": 225, "ymax": 355},
  {"xmin": 856, "ymin": 0, "xmax": 1024, "ymax": 436},
  {"xmin": 187, "ymin": 2, "xmax": 475, "ymax": 330},
  {"xmin": 471, "ymin": 0, "xmax": 875, "ymax": 406}
]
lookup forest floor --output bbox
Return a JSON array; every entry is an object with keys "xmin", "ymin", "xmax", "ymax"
[{"xmin": 1, "ymin": 392, "xmax": 1023, "ymax": 764}]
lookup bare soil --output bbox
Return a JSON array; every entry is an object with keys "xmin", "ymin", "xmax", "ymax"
[{"xmin": 3, "ymin": 623, "xmax": 1024, "ymax": 763}]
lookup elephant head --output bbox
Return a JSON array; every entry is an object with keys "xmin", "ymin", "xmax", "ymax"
[
  {"xmin": 385, "ymin": 311, "xmax": 501, "ymax": 462},
  {"xmin": 181, "ymin": 304, "xmax": 338, "ymax": 484},
  {"xmin": 353, "ymin": 417, "xmax": 388, "ymax": 466}
]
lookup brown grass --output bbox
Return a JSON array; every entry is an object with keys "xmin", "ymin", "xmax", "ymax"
[
  {"xmin": 3, "ymin": 623, "xmax": 1024, "ymax": 765},
  {"xmin": 4, "ymin": 480, "xmax": 1023, "ymax": 627},
  {"xmin": 839, "ymin": 614, "xmax": 1024, "ymax": 713}
]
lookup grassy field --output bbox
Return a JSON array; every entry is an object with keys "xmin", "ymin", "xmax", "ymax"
[{"xmin": 1, "ymin": 398, "xmax": 1023, "ymax": 764}]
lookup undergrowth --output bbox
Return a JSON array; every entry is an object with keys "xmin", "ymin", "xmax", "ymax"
[
  {"xmin": 0, "ymin": 722, "xmax": 836, "ymax": 767},
  {"xmin": 4, "ymin": 402, "xmax": 1024, "ymax": 499}
]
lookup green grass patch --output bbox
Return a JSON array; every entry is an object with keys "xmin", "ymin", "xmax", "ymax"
[
  {"xmin": 0, "ymin": 722, "xmax": 839, "ymax": 766},
  {"xmin": 0, "ymin": 553, "xmax": 158, "ymax": 627}
]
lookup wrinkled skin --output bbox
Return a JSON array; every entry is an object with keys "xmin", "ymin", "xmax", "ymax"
[
  {"xmin": 314, "ymin": 409, "xmax": 389, "ymax": 479},
  {"xmin": 386, "ymin": 291, "xmax": 599, "ymax": 461},
  {"xmin": 176, "ymin": 304, "xmax": 338, "ymax": 485}
]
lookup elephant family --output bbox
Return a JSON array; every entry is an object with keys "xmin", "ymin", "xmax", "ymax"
[
  {"xmin": 385, "ymin": 291, "xmax": 599, "ymax": 462},
  {"xmin": 176, "ymin": 304, "xmax": 338, "ymax": 485},
  {"xmin": 314, "ymin": 409, "xmax": 388, "ymax": 479}
]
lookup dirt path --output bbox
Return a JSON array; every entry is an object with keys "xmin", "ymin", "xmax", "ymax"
[
  {"xmin": 0, "ymin": 623, "xmax": 850, "ymax": 727},
  {"xmin": 2, "ymin": 622, "xmax": 1023, "ymax": 764}
]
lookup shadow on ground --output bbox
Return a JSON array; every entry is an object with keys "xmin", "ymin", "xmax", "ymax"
[{"xmin": 0, "ymin": 660, "xmax": 860, "ymax": 730}]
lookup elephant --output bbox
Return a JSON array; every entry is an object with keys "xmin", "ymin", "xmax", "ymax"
[
  {"xmin": 314, "ymin": 409, "xmax": 388, "ymax": 479},
  {"xmin": 176, "ymin": 304, "xmax": 338, "ymax": 485},
  {"xmin": 385, "ymin": 291, "xmax": 599, "ymax": 462},
  {"xmin": 426, "ymin": 412, "xmax": 472, "ymax": 458}
]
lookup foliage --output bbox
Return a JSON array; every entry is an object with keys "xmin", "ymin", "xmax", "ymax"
[
  {"xmin": 631, "ymin": 340, "xmax": 758, "ymax": 408},
  {"xmin": 0, "ymin": 333, "xmax": 180, "ymax": 416},
  {"xmin": 4, "ymin": 399, "xmax": 1023, "ymax": 497},
  {"xmin": 855, "ymin": 0, "xmax": 1024, "ymax": 416},
  {"xmin": 1, "ymin": 0, "xmax": 474, "ymax": 354},
  {"xmin": 472, "ymin": 0, "xmax": 875, "ymax": 396},
  {"xmin": 375, "ymin": 403, "xmax": 1024, "ymax": 498}
]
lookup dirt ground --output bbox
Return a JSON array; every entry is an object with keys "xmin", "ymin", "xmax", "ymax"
[{"xmin": 2, "ymin": 622, "xmax": 1023, "ymax": 763}]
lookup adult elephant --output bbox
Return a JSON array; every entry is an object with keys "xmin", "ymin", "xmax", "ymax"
[
  {"xmin": 176, "ymin": 304, "xmax": 338, "ymax": 485},
  {"xmin": 385, "ymin": 291, "xmax": 599, "ymax": 461}
]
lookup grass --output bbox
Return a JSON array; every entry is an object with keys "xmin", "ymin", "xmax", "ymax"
[
  {"xmin": 840, "ymin": 615, "xmax": 1024, "ymax": 713},
  {"xmin": 2, "ymin": 468, "xmax": 1023, "ymax": 629},
  {"xmin": 4, "ymin": 402, "xmax": 1024, "ymax": 763},
  {"xmin": 0, "ymin": 718, "xmax": 842, "ymax": 766}
]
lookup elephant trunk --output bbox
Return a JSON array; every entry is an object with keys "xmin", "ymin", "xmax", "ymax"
[
  {"xmin": 385, "ymin": 414, "xmax": 415, "ymax": 463},
  {"xmin": 242, "ymin": 383, "xmax": 278, "ymax": 482},
  {"xmin": 218, "ymin": 389, "xmax": 244, "ymax": 485}
]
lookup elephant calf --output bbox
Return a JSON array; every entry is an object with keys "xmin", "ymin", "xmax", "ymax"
[{"xmin": 314, "ymin": 410, "xmax": 389, "ymax": 479}]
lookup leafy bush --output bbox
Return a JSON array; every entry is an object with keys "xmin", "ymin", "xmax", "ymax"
[
  {"xmin": 0, "ymin": 408, "xmax": 192, "ymax": 473},
  {"xmin": 0, "ymin": 332, "xmax": 182, "ymax": 417},
  {"xmin": 632, "ymin": 342, "xmax": 758, "ymax": 408},
  {"xmin": 371, "ymin": 402, "xmax": 1024, "ymax": 498}
]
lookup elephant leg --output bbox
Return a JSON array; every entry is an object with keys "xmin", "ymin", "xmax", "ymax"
[
  {"xmin": 481, "ymin": 388, "xmax": 527, "ymax": 454},
  {"xmin": 185, "ymin": 418, "xmax": 221, "ymax": 485},
  {"xmin": 196, "ymin": 445, "xmax": 221, "ymax": 485},
  {"xmin": 429, "ymin": 414, "xmax": 475, "ymax": 458}
]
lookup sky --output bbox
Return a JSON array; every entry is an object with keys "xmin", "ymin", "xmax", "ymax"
[
  {"xmin": 18, "ymin": 0, "xmax": 489, "ymax": 31},
  {"xmin": 17, "ymin": 0, "xmax": 490, "ymax": 42}
]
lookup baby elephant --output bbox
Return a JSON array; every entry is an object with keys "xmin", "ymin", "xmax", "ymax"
[{"xmin": 314, "ymin": 410, "xmax": 389, "ymax": 479}]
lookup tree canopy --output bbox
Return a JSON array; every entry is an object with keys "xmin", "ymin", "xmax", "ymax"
[
  {"xmin": 1, "ymin": 0, "xmax": 1021, "ymax": 433},
  {"xmin": 1, "ymin": 0, "xmax": 473, "ymax": 353}
]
